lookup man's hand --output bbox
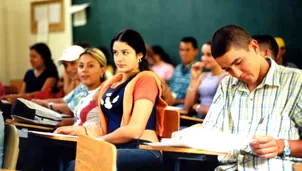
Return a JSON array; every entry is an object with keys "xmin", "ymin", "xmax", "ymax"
[{"xmin": 250, "ymin": 135, "xmax": 284, "ymax": 158}]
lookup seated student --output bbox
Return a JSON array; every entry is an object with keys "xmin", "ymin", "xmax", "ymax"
[
  {"xmin": 16, "ymin": 47, "xmax": 107, "ymax": 171},
  {"xmin": 31, "ymin": 45, "xmax": 86, "ymax": 115},
  {"xmin": 59, "ymin": 47, "xmax": 107, "ymax": 126},
  {"xmin": 145, "ymin": 45, "xmax": 175, "ymax": 105},
  {"xmin": 145, "ymin": 44, "xmax": 155, "ymax": 67},
  {"xmin": 252, "ymin": 35, "xmax": 279, "ymax": 61},
  {"xmin": 173, "ymin": 25, "xmax": 302, "ymax": 170},
  {"xmin": 274, "ymin": 37, "xmax": 298, "ymax": 68},
  {"xmin": 1, "ymin": 43, "xmax": 59, "ymax": 101},
  {"xmin": 151, "ymin": 45, "xmax": 174, "ymax": 81},
  {"xmin": 168, "ymin": 37, "xmax": 198, "ymax": 107},
  {"xmin": 59, "ymin": 45, "xmax": 86, "ymax": 96},
  {"xmin": 55, "ymin": 29, "xmax": 167, "ymax": 171},
  {"xmin": 184, "ymin": 41, "xmax": 227, "ymax": 118},
  {"xmin": 35, "ymin": 45, "xmax": 85, "ymax": 99}
]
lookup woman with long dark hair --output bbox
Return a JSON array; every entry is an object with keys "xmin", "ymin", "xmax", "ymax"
[
  {"xmin": 1, "ymin": 43, "xmax": 59, "ymax": 101},
  {"xmin": 56, "ymin": 29, "xmax": 167, "ymax": 171}
]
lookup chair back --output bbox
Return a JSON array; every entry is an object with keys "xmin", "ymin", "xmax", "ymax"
[
  {"xmin": 75, "ymin": 135, "xmax": 117, "ymax": 171},
  {"xmin": 162, "ymin": 109, "xmax": 180, "ymax": 138}
]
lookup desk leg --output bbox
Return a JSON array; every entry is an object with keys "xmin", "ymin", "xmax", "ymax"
[{"xmin": 174, "ymin": 159, "xmax": 181, "ymax": 171}]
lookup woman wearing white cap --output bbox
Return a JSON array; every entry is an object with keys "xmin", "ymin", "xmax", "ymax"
[
  {"xmin": 57, "ymin": 45, "xmax": 85, "ymax": 95},
  {"xmin": 31, "ymin": 45, "xmax": 87, "ymax": 116}
]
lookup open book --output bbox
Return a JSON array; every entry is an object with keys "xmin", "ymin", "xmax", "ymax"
[{"xmin": 146, "ymin": 127, "xmax": 252, "ymax": 153}]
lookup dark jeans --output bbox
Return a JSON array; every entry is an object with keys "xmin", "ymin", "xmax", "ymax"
[
  {"xmin": 17, "ymin": 134, "xmax": 76, "ymax": 171},
  {"xmin": 66, "ymin": 139, "xmax": 163, "ymax": 171}
]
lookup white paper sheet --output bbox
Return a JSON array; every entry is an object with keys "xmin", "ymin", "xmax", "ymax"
[
  {"xmin": 71, "ymin": 3, "xmax": 90, "ymax": 27},
  {"xmin": 70, "ymin": 3, "xmax": 90, "ymax": 14},
  {"xmin": 18, "ymin": 128, "xmax": 29, "ymax": 138},
  {"xmin": 49, "ymin": 3, "xmax": 61, "ymax": 24},
  {"xmin": 37, "ymin": 19, "xmax": 49, "ymax": 43},
  {"xmin": 166, "ymin": 106, "xmax": 184, "ymax": 111},
  {"xmin": 73, "ymin": 10, "xmax": 87, "ymax": 27},
  {"xmin": 146, "ymin": 127, "xmax": 252, "ymax": 153},
  {"xmin": 35, "ymin": 5, "xmax": 48, "ymax": 21}
]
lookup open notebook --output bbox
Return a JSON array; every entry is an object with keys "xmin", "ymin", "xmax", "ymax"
[{"xmin": 146, "ymin": 127, "xmax": 252, "ymax": 153}]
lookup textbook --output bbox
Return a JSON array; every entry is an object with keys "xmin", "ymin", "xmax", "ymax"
[{"xmin": 146, "ymin": 127, "xmax": 252, "ymax": 153}]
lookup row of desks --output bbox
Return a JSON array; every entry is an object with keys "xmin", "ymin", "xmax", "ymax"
[{"xmin": 5, "ymin": 106, "xmax": 206, "ymax": 171}]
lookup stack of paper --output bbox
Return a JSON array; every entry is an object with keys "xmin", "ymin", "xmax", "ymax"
[{"xmin": 146, "ymin": 127, "xmax": 252, "ymax": 153}]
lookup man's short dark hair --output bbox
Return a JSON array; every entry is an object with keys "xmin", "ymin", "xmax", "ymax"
[
  {"xmin": 211, "ymin": 25, "xmax": 252, "ymax": 58},
  {"xmin": 252, "ymin": 35, "xmax": 279, "ymax": 59},
  {"xmin": 181, "ymin": 36, "xmax": 198, "ymax": 49}
]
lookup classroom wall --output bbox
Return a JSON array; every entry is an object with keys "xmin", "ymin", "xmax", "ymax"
[
  {"xmin": 0, "ymin": 0, "xmax": 72, "ymax": 85},
  {"xmin": 0, "ymin": 0, "xmax": 8, "ymax": 84},
  {"xmin": 72, "ymin": 0, "xmax": 302, "ymax": 68}
]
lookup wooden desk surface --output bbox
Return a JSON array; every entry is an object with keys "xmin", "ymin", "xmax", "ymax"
[
  {"xmin": 28, "ymin": 131, "xmax": 78, "ymax": 142},
  {"xmin": 180, "ymin": 116, "xmax": 204, "ymax": 122},
  {"xmin": 294, "ymin": 163, "xmax": 302, "ymax": 171},
  {"xmin": 166, "ymin": 106, "xmax": 188, "ymax": 114},
  {"xmin": 6, "ymin": 119, "xmax": 55, "ymax": 131},
  {"xmin": 139, "ymin": 145, "xmax": 229, "ymax": 156}
]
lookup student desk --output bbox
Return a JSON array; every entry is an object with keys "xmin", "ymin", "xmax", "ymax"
[
  {"xmin": 180, "ymin": 115, "xmax": 203, "ymax": 123},
  {"xmin": 166, "ymin": 106, "xmax": 188, "ymax": 115},
  {"xmin": 5, "ymin": 119, "xmax": 55, "ymax": 131},
  {"xmin": 28, "ymin": 131, "xmax": 78, "ymax": 142},
  {"xmin": 295, "ymin": 163, "xmax": 302, "ymax": 171},
  {"xmin": 139, "ymin": 145, "xmax": 229, "ymax": 171},
  {"xmin": 139, "ymin": 145, "xmax": 227, "ymax": 156}
]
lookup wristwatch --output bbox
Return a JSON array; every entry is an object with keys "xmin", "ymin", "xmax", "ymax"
[
  {"xmin": 195, "ymin": 104, "xmax": 201, "ymax": 113},
  {"xmin": 283, "ymin": 139, "xmax": 291, "ymax": 157},
  {"xmin": 48, "ymin": 102, "xmax": 54, "ymax": 110}
]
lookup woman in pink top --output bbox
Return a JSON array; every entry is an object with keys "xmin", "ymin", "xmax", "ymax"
[{"xmin": 151, "ymin": 45, "xmax": 174, "ymax": 81}]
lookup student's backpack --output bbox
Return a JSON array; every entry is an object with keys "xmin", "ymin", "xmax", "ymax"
[{"xmin": 11, "ymin": 98, "xmax": 62, "ymax": 126}]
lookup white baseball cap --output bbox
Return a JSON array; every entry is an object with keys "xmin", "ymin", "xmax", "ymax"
[{"xmin": 57, "ymin": 45, "xmax": 85, "ymax": 65}]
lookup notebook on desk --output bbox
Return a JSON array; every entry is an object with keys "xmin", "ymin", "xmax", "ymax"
[{"xmin": 11, "ymin": 98, "xmax": 63, "ymax": 126}]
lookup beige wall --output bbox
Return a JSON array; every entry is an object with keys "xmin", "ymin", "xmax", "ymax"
[
  {"xmin": 0, "ymin": 0, "xmax": 8, "ymax": 84},
  {"xmin": 0, "ymin": 0, "xmax": 72, "ymax": 85}
]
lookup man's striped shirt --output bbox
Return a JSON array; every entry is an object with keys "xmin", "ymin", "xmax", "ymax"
[{"xmin": 204, "ymin": 58, "xmax": 302, "ymax": 171}]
